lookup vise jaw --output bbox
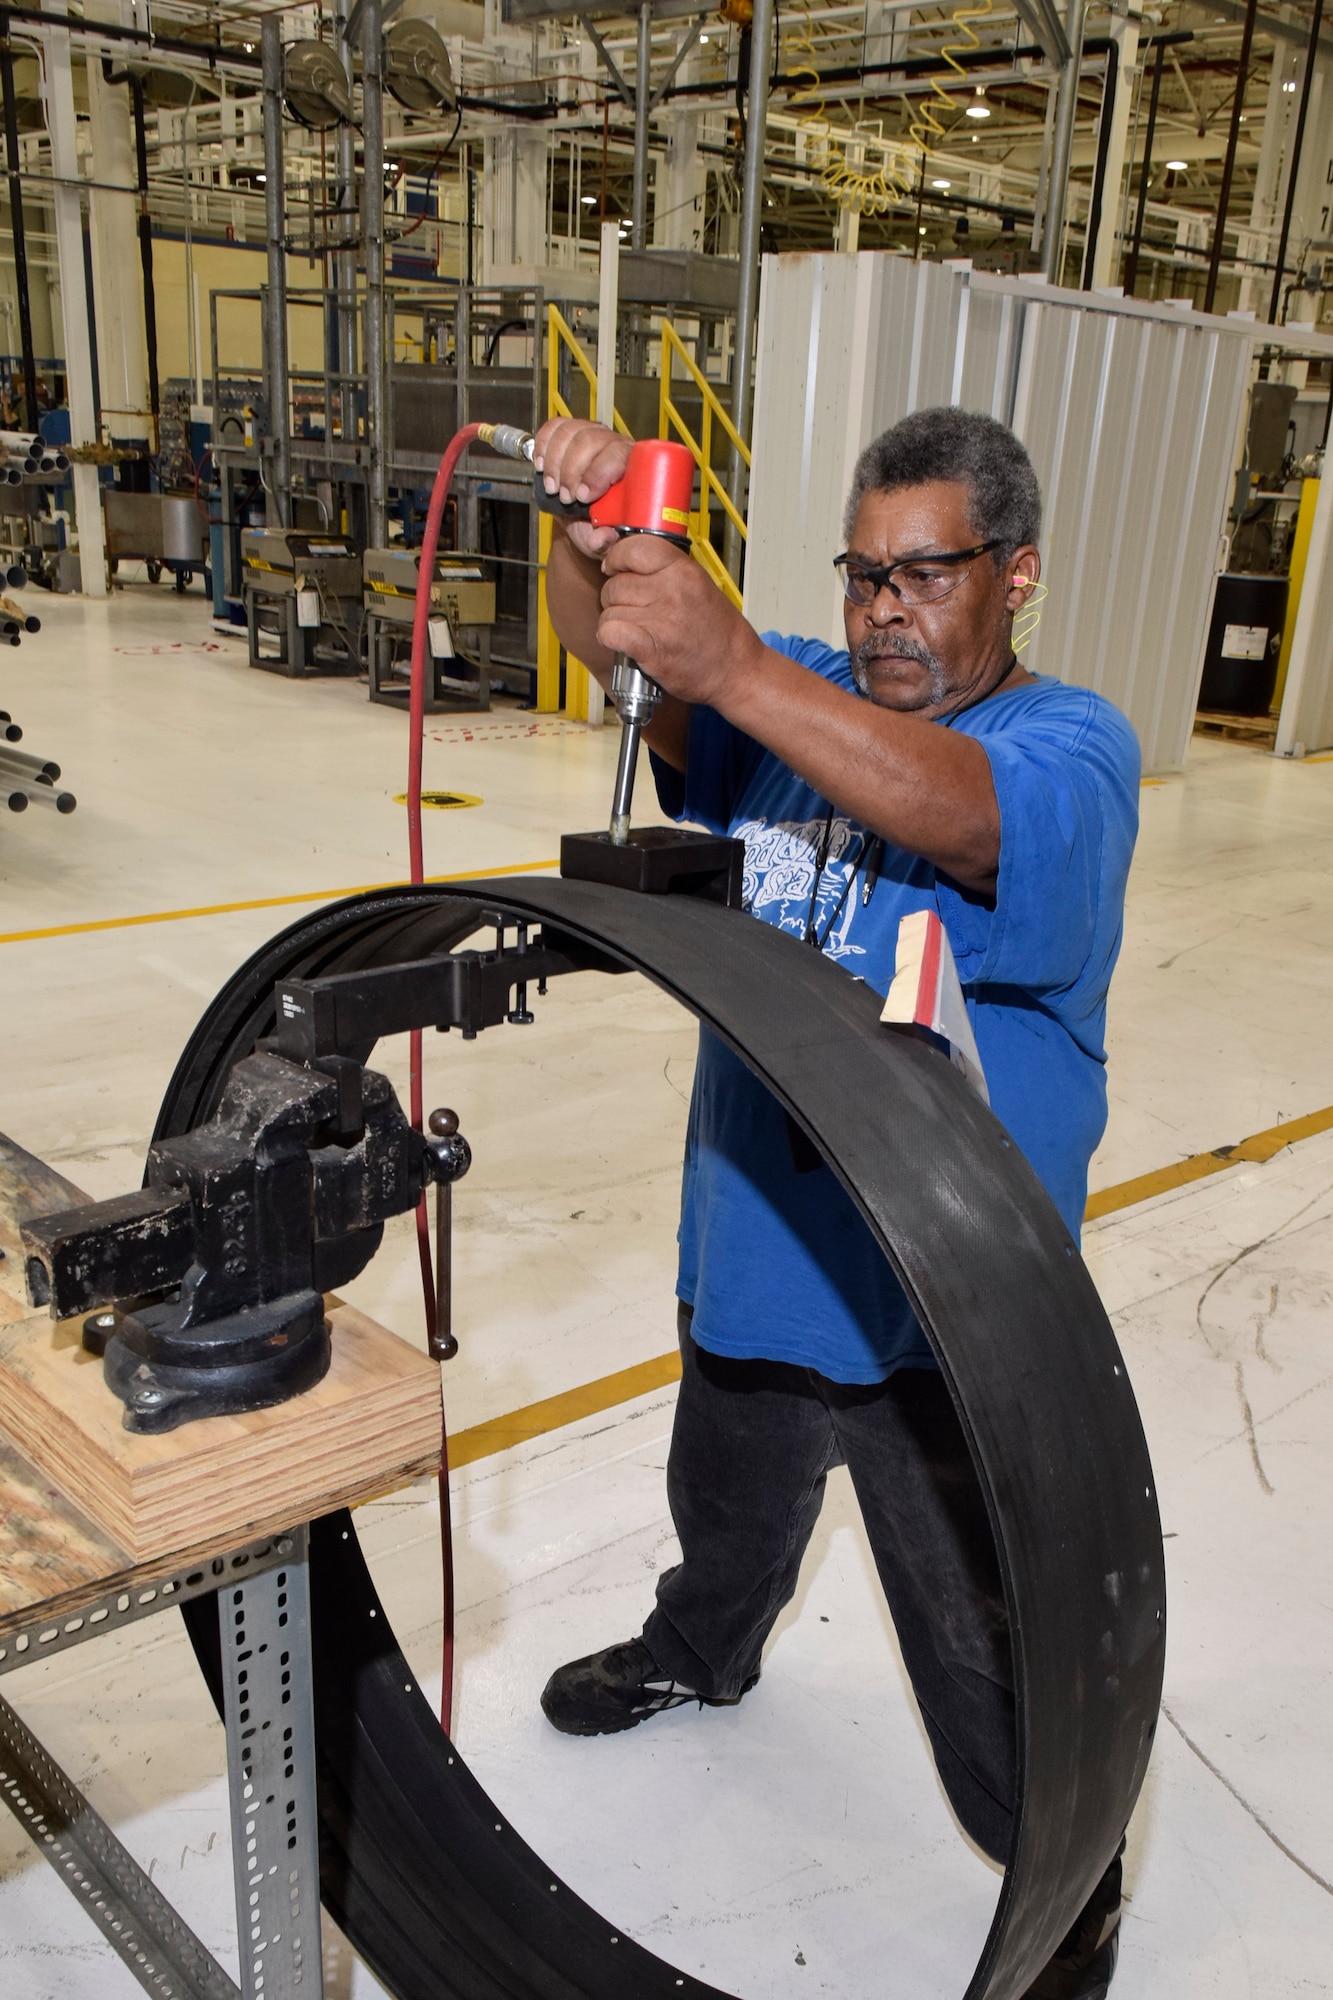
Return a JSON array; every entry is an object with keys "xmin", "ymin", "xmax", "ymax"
[{"xmin": 21, "ymin": 1051, "xmax": 466, "ymax": 1434}]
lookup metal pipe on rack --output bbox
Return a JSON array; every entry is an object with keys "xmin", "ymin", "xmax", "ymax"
[
  {"xmin": 0, "ymin": 744, "xmax": 58, "ymax": 780},
  {"xmin": 261, "ymin": 17, "xmax": 291, "ymax": 529},
  {"xmin": 362, "ymin": 0, "xmax": 388, "ymax": 551},
  {"xmin": 1041, "ymin": 0, "xmax": 1089, "ymax": 283},
  {"xmin": 3, "ymin": 775, "xmax": 76, "ymax": 812},
  {"xmin": 727, "ymin": 0, "xmax": 776, "ymax": 573}
]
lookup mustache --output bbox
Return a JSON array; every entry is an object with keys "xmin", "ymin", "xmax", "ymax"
[
  {"xmin": 852, "ymin": 635, "xmax": 944, "ymax": 675},
  {"xmin": 851, "ymin": 632, "xmax": 947, "ymax": 705}
]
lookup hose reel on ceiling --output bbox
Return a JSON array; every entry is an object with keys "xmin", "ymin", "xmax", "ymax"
[{"xmin": 281, "ymin": 18, "xmax": 455, "ymax": 129}]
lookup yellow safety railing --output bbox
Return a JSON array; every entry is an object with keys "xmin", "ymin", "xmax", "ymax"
[
  {"xmin": 658, "ymin": 319, "xmax": 748, "ymax": 609},
  {"xmin": 537, "ymin": 305, "xmax": 632, "ymax": 715},
  {"xmin": 536, "ymin": 307, "xmax": 753, "ymax": 713}
]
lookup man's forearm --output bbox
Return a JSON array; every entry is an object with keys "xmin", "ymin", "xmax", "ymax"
[
  {"xmin": 721, "ymin": 645, "xmax": 1002, "ymax": 893},
  {"xmin": 546, "ymin": 525, "xmax": 615, "ymax": 677},
  {"xmin": 546, "ymin": 526, "xmax": 692, "ymax": 771}
]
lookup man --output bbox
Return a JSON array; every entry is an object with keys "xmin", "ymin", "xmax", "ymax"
[{"xmin": 535, "ymin": 405, "xmax": 1140, "ymax": 2000}]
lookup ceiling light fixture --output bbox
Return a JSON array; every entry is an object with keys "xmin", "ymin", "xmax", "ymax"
[
  {"xmin": 1165, "ymin": 158, "xmax": 1187, "ymax": 170},
  {"xmin": 700, "ymin": 30, "xmax": 709, "ymax": 40},
  {"xmin": 1283, "ymin": 78, "xmax": 1297, "ymax": 91},
  {"xmin": 966, "ymin": 86, "xmax": 990, "ymax": 119},
  {"xmin": 581, "ymin": 193, "xmax": 596, "ymax": 204},
  {"xmin": 932, "ymin": 178, "xmax": 951, "ymax": 189}
]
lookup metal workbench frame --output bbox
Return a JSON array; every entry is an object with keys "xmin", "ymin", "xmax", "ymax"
[{"xmin": 0, "ymin": 1523, "xmax": 324, "ymax": 2000}]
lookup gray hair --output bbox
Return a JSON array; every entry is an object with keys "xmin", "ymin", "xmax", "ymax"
[{"xmin": 842, "ymin": 407, "xmax": 1043, "ymax": 559}]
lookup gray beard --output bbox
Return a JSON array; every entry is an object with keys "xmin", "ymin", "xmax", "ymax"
[{"xmin": 851, "ymin": 634, "xmax": 948, "ymax": 707}]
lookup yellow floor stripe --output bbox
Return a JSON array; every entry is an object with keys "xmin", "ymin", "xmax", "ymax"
[
  {"xmin": 448, "ymin": 1350, "xmax": 684, "ymax": 1469},
  {"xmin": 1083, "ymin": 1102, "xmax": 1333, "ymax": 1220},
  {"xmin": 0, "ymin": 860, "xmax": 560, "ymax": 948},
  {"xmin": 446, "ymin": 1101, "xmax": 1333, "ymax": 1472}
]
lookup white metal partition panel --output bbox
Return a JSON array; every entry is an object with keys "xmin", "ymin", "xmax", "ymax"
[
  {"xmin": 1007, "ymin": 292, "xmax": 1252, "ymax": 774},
  {"xmin": 747, "ymin": 255, "xmax": 969, "ymax": 645},
  {"xmin": 745, "ymin": 256, "xmax": 1257, "ymax": 772}
]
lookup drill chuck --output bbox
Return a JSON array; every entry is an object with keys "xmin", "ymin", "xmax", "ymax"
[
  {"xmin": 609, "ymin": 657, "xmax": 662, "ymax": 730},
  {"xmin": 608, "ymin": 658, "xmax": 663, "ymax": 846}
]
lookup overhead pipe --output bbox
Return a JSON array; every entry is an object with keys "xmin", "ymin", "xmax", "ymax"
[
  {"xmin": 0, "ymin": 42, "xmax": 39, "ymax": 432},
  {"xmin": 0, "ymin": 0, "xmax": 259, "ymax": 68},
  {"xmin": 632, "ymin": 0, "xmax": 651, "ymax": 248},
  {"xmin": 261, "ymin": 16, "xmax": 291, "ymax": 528},
  {"xmin": 1203, "ymin": 0, "xmax": 1260, "ymax": 313},
  {"xmin": 1268, "ymin": 0, "xmax": 1325, "ymax": 324},
  {"xmin": 728, "ymin": 0, "xmax": 776, "ymax": 574},
  {"xmin": 362, "ymin": 0, "xmax": 388, "ymax": 551},
  {"xmin": 1080, "ymin": 40, "xmax": 1117, "ymax": 288},
  {"xmin": 336, "ymin": 11, "xmax": 359, "ymax": 454},
  {"xmin": 1042, "ymin": 0, "xmax": 1090, "ymax": 283},
  {"xmin": 660, "ymin": 28, "xmax": 1191, "ymax": 104},
  {"xmin": 1122, "ymin": 33, "xmax": 1165, "ymax": 295},
  {"xmin": 126, "ymin": 73, "xmax": 160, "ymax": 432}
]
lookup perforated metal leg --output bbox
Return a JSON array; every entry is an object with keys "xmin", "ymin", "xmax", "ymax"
[
  {"xmin": 0, "ymin": 1687, "xmax": 239, "ymax": 2000},
  {"xmin": 219, "ymin": 1529, "xmax": 324, "ymax": 2000}
]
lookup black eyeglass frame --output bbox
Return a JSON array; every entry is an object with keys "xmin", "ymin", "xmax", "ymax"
[{"xmin": 833, "ymin": 538, "xmax": 1004, "ymax": 605}]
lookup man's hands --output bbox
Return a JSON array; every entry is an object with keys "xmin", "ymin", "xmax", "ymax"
[
  {"xmin": 536, "ymin": 416, "xmax": 762, "ymax": 706},
  {"xmin": 534, "ymin": 416, "xmax": 631, "ymax": 561},
  {"xmin": 537, "ymin": 420, "xmax": 1000, "ymax": 891},
  {"xmin": 598, "ymin": 533, "xmax": 764, "ymax": 711}
]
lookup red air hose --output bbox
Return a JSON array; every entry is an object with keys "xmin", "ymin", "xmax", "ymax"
[{"xmin": 407, "ymin": 419, "xmax": 484, "ymax": 1737}]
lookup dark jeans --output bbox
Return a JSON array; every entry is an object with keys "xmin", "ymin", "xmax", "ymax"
[{"xmin": 642, "ymin": 1306, "xmax": 1017, "ymax": 1863}]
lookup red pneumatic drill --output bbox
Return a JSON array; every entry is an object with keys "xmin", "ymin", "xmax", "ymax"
[
  {"xmin": 483, "ymin": 426, "xmax": 744, "ymax": 906},
  {"xmin": 487, "ymin": 429, "xmax": 692, "ymax": 842}
]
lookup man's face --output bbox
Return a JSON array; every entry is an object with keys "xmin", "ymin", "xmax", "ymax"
[{"xmin": 841, "ymin": 479, "xmax": 1037, "ymax": 720}]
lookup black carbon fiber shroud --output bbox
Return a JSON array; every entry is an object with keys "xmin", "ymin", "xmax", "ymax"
[{"xmin": 168, "ymin": 879, "xmax": 1164, "ymax": 2000}]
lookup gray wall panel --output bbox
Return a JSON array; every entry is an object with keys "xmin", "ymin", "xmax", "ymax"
[{"xmin": 746, "ymin": 256, "xmax": 1255, "ymax": 772}]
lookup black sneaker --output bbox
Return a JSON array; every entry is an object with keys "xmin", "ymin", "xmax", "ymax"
[
  {"xmin": 540, "ymin": 1636, "xmax": 758, "ymax": 1737},
  {"xmin": 1022, "ymin": 1844, "xmax": 1123, "ymax": 2000}
]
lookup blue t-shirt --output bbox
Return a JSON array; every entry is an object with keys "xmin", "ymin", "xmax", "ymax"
[{"xmin": 652, "ymin": 633, "xmax": 1141, "ymax": 1385}]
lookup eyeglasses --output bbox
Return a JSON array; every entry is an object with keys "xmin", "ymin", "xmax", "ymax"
[{"xmin": 833, "ymin": 540, "xmax": 1002, "ymax": 608}]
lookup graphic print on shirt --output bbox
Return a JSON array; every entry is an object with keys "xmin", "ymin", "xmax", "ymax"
[{"xmin": 735, "ymin": 814, "xmax": 866, "ymax": 959}]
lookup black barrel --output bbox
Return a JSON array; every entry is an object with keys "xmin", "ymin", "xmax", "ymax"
[{"xmin": 1198, "ymin": 572, "xmax": 1288, "ymax": 715}]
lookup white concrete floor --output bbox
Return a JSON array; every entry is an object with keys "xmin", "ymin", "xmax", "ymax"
[{"xmin": 1, "ymin": 582, "xmax": 1331, "ymax": 1996}]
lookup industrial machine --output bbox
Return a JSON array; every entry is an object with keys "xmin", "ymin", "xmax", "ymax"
[
  {"xmin": 103, "ymin": 491, "xmax": 208, "ymax": 593},
  {"xmin": 363, "ymin": 546, "xmax": 496, "ymax": 712},
  {"xmin": 241, "ymin": 526, "xmax": 363, "ymax": 677}
]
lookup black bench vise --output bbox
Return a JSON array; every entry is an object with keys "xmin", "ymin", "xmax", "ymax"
[
  {"xmin": 19, "ymin": 917, "xmax": 605, "ymax": 1433},
  {"xmin": 21, "ymin": 1051, "xmax": 469, "ymax": 1434}
]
